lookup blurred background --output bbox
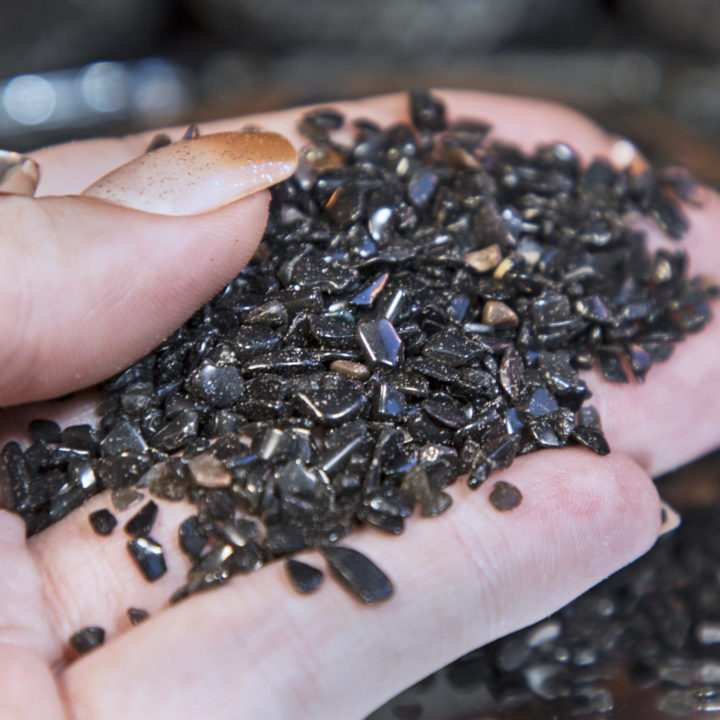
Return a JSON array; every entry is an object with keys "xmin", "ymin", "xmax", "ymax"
[
  {"xmin": 0, "ymin": 0, "xmax": 719, "ymax": 184},
  {"xmin": 3, "ymin": 2, "xmax": 719, "ymax": 718}
]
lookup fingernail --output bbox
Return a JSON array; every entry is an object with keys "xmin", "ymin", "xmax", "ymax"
[
  {"xmin": 659, "ymin": 500, "xmax": 681, "ymax": 537},
  {"xmin": 82, "ymin": 130, "xmax": 297, "ymax": 215},
  {"xmin": 0, "ymin": 150, "xmax": 39, "ymax": 196}
]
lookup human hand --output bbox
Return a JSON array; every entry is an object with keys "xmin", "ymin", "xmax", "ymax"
[{"xmin": 0, "ymin": 90, "xmax": 718, "ymax": 720}]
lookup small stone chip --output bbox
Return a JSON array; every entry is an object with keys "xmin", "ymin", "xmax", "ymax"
[
  {"xmin": 489, "ymin": 481, "xmax": 523, "ymax": 511},
  {"xmin": 482, "ymin": 300, "xmax": 519, "ymax": 327},
  {"xmin": 464, "ymin": 244, "xmax": 503, "ymax": 273},
  {"xmin": 128, "ymin": 536, "xmax": 167, "ymax": 581},
  {"xmin": 329, "ymin": 359, "xmax": 370, "ymax": 380},
  {"xmin": 124, "ymin": 500, "xmax": 158, "ymax": 537},
  {"xmin": 70, "ymin": 626, "xmax": 105, "ymax": 655},
  {"xmin": 127, "ymin": 607, "xmax": 149, "ymax": 626},
  {"xmin": 187, "ymin": 453, "xmax": 232, "ymax": 488},
  {"xmin": 286, "ymin": 558, "xmax": 324, "ymax": 594},
  {"xmin": 88, "ymin": 508, "xmax": 117, "ymax": 536},
  {"xmin": 323, "ymin": 545, "xmax": 393, "ymax": 604}
]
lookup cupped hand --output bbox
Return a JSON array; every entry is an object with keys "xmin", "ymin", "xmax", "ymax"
[{"xmin": 0, "ymin": 90, "xmax": 718, "ymax": 720}]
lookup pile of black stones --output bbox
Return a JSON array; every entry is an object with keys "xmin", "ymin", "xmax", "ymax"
[
  {"xmin": 371, "ymin": 501, "xmax": 720, "ymax": 719},
  {"xmin": 0, "ymin": 90, "xmax": 715, "ymax": 611}
]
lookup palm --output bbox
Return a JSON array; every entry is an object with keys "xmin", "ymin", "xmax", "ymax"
[{"xmin": 0, "ymin": 91, "xmax": 718, "ymax": 720}]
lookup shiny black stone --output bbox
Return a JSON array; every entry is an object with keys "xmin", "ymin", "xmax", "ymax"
[
  {"xmin": 388, "ymin": 370, "xmax": 429, "ymax": 399},
  {"xmin": 626, "ymin": 343, "xmax": 652, "ymax": 383},
  {"xmin": 127, "ymin": 607, "xmax": 149, "ymax": 626},
  {"xmin": 406, "ymin": 408, "xmax": 453, "ymax": 445},
  {"xmin": 357, "ymin": 319, "xmax": 404, "ymax": 368},
  {"xmin": 100, "ymin": 418, "xmax": 148, "ymax": 456},
  {"xmin": 232, "ymin": 326, "xmax": 281, "ymax": 360},
  {"xmin": 298, "ymin": 107, "xmax": 344, "ymax": 139},
  {"xmin": 187, "ymin": 363, "xmax": 244, "ymax": 408},
  {"xmin": 0, "ymin": 441, "xmax": 33, "ymax": 512},
  {"xmin": 150, "ymin": 410, "xmax": 199, "ymax": 453},
  {"xmin": 349, "ymin": 272, "xmax": 389, "ymax": 308},
  {"xmin": 422, "ymin": 394, "xmax": 468, "ymax": 429},
  {"xmin": 522, "ymin": 387, "xmax": 559, "ymax": 417},
  {"xmin": 28, "ymin": 419, "xmax": 61, "ymax": 444},
  {"xmin": 96, "ymin": 453, "xmax": 152, "ymax": 490},
  {"xmin": 128, "ymin": 535, "xmax": 167, "ymax": 581},
  {"xmin": 323, "ymin": 544, "xmax": 393, "ymax": 603},
  {"xmin": 88, "ymin": 508, "xmax": 117, "ymax": 535},
  {"xmin": 596, "ymin": 349, "xmax": 629, "ymax": 383},
  {"xmin": 489, "ymin": 481, "xmax": 523, "ymax": 511},
  {"xmin": 571, "ymin": 426, "xmax": 610, "ymax": 456},
  {"xmin": 373, "ymin": 382, "xmax": 407, "ymax": 420},
  {"xmin": 179, "ymin": 515, "xmax": 208, "ymax": 560},
  {"xmin": 294, "ymin": 373, "xmax": 366, "ymax": 426},
  {"xmin": 410, "ymin": 88, "xmax": 446, "ymax": 132},
  {"xmin": 124, "ymin": 500, "xmax": 159, "ymax": 537},
  {"xmin": 407, "ymin": 167, "xmax": 439, "ymax": 207},
  {"xmin": 319, "ymin": 435, "xmax": 365, "ymax": 478},
  {"xmin": 60, "ymin": 425, "xmax": 99, "ymax": 453},
  {"xmin": 286, "ymin": 558, "xmax": 324, "ymax": 594},
  {"xmin": 308, "ymin": 315, "xmax": 356, "ymax": 349},
  {"xmin": 325, "ymin": 180, "xmax": 364, "ymax": 227},
  {"xmin": 70, "ymin": 626, "xmax": 105, "ymax": 655},
  {"xmin": 423, "ymin": 330, "xmax": 483, "ymax": 367}
]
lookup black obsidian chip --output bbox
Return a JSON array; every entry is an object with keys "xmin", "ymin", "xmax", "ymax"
[
  {"xmin": 88, "ymin": 508, "xmax": 117, "ymax": 536},
  {"xmin": 285, "ymin": 558, "xmax": 324, "ymax": 594},
  {"xmin": 127, "ymin": 536, "xmax": 167, "ymax": 581},
  {"xmin": 70, "ymin": 626, "xmax": 105, "ymax": 655}
]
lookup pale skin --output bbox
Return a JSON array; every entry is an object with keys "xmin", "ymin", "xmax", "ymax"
[{"xmin": 0, "ymin": 90, "xmax": 718, "ymax": 720}]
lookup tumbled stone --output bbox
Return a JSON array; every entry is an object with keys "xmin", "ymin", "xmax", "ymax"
[
  {"xmin": 128, "ymin": 536, "xmax": 167, "ymax": 581},
  {"xmin": 127, "ymin": 607, "xmax": 149, "ymax": 626},
  {"xmin": 330, "ymin": 359, "xmax": 370, "ymax": 380},
  {"xmin": 178, "ymin": 515, "xmax": 208, "ymax": 560},
  {"xmin": 357, "ymin": 319, "xmax": 404, "ymax": 368},
  {"xmin": 88, "ymin": 508, "xmax": 117, "ymax": 536},
  {"xmin": 70, "ymin": 626, "xmax": 105, "ymax": 655},
  {"xmin": 124, "ymin": 500, "xmax": 159, "ymax": 537},
  {"xmin": 187, "ymin": 363, "xmax": 244, "ymax": 408},
  {"xmin": 489, "ymin": 481, "xmax": 523, "ymax": 511},
  {"xmin": 323, "ymin": 545, "xmax": 393, "ymax": 604},
  {"xmin": 111, "ymin": 487, "xmax": 144, "ymax": 512},
  {"xmin": 187, "ymin": 453, "xmax": 232, "ymax": 488},
  {"xmin": 286, "ymin": 558, "xmax": 324, "ymax": 594}
]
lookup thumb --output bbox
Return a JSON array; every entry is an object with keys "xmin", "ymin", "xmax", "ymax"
[{"xmin": 0, "ymin": 131, "xmax": 297, "ymax": 406}]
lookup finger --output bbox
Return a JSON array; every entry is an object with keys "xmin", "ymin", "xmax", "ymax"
[
  {"xmin": 588, "ymin": 192, "xmax": 720, "ymax": 477},
  {"xmin": 31, "ymin": 90, "xmax": 618, "ymax": 197},
  {"xmin": 55, "ymin": 449, "xmax": 660, "ymax": 720},
  {"xmin": 0, "ymin": 131, "xmax": 297, "ymax": 406},
  {"xmin": 30, "ymin": 448, "xmax": 658, "ymax": 665}
]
